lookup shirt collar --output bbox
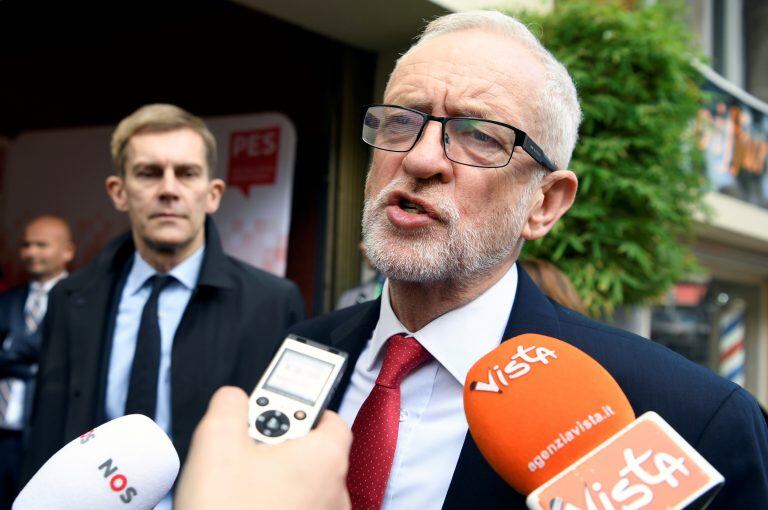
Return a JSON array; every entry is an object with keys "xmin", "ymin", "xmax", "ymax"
[
  {"xmin": 31, "ymin": 271, "xmax": 68, "ymax": 294},
  {"xmin": 124, "ymin": 247, "xmax": 205, "ymax": 295},
  {"xmin": 364, "ymin": 263, "xmax": 519, "ymax": 386}
]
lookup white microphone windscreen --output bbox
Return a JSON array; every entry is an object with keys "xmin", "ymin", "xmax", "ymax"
[{"xmin": 14, "ymin": 414, "xmax": 180, "ymax": 509}]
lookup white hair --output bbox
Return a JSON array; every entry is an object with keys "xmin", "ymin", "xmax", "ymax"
[{"xmin": 391, "ymin": 10, "xmax": 582, "ymax": 171}]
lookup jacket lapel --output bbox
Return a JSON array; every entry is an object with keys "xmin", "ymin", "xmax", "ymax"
[
  {"xmin": 326, "ymin": 300, "xmax": 381, "ymax": 412},
  {"xmin": 65, "ymin": 237, "xmax": 133, "ymax": 435},
  {"xmin": 444, "ymin": 267, "xmax": 562, "ymax": 509},
  {"xmin": 170, "ymin": 218, "xmax": 236, "ymax": 448}
]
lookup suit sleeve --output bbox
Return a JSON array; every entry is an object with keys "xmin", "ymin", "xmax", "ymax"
[
  {"xmin": 0, "ymin": 328, "xmax": 42, "ymax": 379},
  {"xmin": 696, "ymin": 386, "xmax": 768, "ymax": 507},
  {"xmin": 20, "ymin": 285, "xmax": 70, "ymax": 485}
]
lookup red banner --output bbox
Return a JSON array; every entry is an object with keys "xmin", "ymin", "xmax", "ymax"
[{"xmin": 228, "ymin": 127, "xmax": 281, "ymax": 196}]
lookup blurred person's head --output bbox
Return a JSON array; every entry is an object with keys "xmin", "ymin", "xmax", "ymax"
[
  {"xmin": 520, "ymin": 258, "xmax": 587, "ymax": 315},
  {"xmin": 20, "ymin": 215, "xmax": 75, "ymax": 283},
  {"xmin": 106, "ymin": 104, "xmax": 225, "ymax": 270},
  {"xmin": 362, "ymin": 11, "xmax": 580, "ymax": 288}
]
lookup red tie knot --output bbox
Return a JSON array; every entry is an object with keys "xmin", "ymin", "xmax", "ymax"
[{"xmin": 375, "ymin": 334, "xmax": 432, "ymax": 388}]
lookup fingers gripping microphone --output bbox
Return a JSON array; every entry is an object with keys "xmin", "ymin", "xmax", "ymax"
[
  {"xmin": 464, "ymin": 333, "xmax": 635, "ymax": 495},
  {"xmin": 14, "ymin": 415, "xmax": 179, "ymax": 509},
  {"xmin": 464, "ymin": 334, "xmax": 724, "ymax": 510}
]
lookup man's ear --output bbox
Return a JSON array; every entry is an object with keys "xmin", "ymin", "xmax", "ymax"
[
  {"xmin": 205, "ymin": 178, "xmax": 226, "ymax": 214},
  {"xmin": 62, "ymin": 241, "xmax": 76, "ymax": 265},
  {"xmin": 105, "ymin": 175, "xmax": 129, "ymax": 212},
  {"xmin": 522, "ymin": 169, "xmax": 578, "ymax": 241}
]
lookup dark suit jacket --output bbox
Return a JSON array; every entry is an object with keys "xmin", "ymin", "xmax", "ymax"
[
  {"xmin": 0, "ymin": 284, "xmax": 41, "ymax": 430},
  {"xmin": 289, "ymin": 267, "xmax": 768, "ymax": 508},
  {"xmin": 0, "ymin": 285, "xmax": 33, "ymax": 377},
  {"xmin": 22, "ymin": 217, "xmax": 305, "ymax": 484}
]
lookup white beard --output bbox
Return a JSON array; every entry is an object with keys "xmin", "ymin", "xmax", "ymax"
[{"xmin": 362, "ymin": 174, "xmax": 535, "ymax": 284}]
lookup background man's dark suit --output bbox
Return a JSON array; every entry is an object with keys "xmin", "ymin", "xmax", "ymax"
[
  {"xmin": 0, "ymin": 285, "xmax": 39, "ymax": 506},
  {"xmin": 22, "ymin": 218, "xmax": 304, "ymax": 483},
  {"xmin": 0, "ymin": 285, "xmax": 39, "ymax": 393},
  {"xmin": 289, "ymin": 267, "xmax": 768, "ymax": 509}
]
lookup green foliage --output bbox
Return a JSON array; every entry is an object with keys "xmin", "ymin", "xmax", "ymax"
[{"xmin": 515, "ymin": 1, "xmax": 708, "ymax": 317}]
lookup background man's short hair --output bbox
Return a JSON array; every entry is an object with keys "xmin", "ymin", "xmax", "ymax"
[
  {"xmin": 392, "ymin": 10, "xmax": 582, "ymax": 171},
  {"xmin": 110, "ymin": 103, "xmax": 217, "ymax": 177}
]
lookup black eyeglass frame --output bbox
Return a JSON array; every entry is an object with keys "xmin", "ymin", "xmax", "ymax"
[{"xmin": 361, "ymin": 103, "xmax": 557, "ymax": 171}]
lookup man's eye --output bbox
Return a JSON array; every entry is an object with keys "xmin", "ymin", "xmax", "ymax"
[
  {"xmin": 451, "ymin": 121, "xmax": 505, "ymax": 150},
  {"xmin": 384, "ymin": 115, "xmax": 418, "ymax": 130},
  {"xmin": 136, "ymin": 167, "xmax": 160, "ymax": 178},
  {"xmin": 472, "ymin": 131, "xmax": 493, "ymax": 142},
  {"xmin": 178, "ymin": 168, "xmax": 200, "ymax": 178},
  {"xmin": 463, "ymin": 128, "xmax": 499, "ymax": 146}
]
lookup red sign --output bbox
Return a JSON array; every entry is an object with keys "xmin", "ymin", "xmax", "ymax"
[{"xmin": 228, "ymin": 127, "xmax": 280, "ymax": 196}]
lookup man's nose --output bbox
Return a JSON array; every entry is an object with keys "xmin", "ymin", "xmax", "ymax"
[
  {"xmin": 158, "ymin": 168, "xmax": 180, "ymax": 197},
  {"xmin": 401, "ymin": 121, "xmax": 454, "ymax": 183}
]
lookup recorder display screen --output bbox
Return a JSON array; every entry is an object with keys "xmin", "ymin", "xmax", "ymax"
[{"xmin": 264, "ymin": 349, "xmax": 335, "ymax": 405}]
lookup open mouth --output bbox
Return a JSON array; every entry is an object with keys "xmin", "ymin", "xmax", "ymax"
[
  {"xmin": 384, "ymin": 191, "xmax": 441, "ymax": 228},
  {"xmin": 399, "ymin": 198, "xmax": 428, "ymax": 214}
]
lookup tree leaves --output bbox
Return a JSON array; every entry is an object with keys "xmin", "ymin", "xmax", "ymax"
[{"xmin": 516, "ymin": 1, "xmax": 708, "ymax": 317}]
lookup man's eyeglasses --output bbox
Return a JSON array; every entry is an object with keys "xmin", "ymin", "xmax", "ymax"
[{"xmin": 361, "ymin": 104, "xmax": 557, "ymax": 171}]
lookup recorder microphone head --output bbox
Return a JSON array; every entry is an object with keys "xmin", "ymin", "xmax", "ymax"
[
  {"xmin": 14, "ymin": 414, "xmax": 179, "ymax": 510},
  {"xmin": 464, "ymin": 333, "xmax": 635, "ymax": 494}
]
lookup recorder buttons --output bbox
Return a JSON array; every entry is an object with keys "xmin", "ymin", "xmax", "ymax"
[
  {"xmin": 256, "ymin": 397, "xmax": 269, "ymax": 406},
  {"xmin": 294, "ymin": 410, "xmax": 307, "ymax": 420},
  {"xmin": 255, "ymin": 410, "xmax": 290, "ymax": 437}
]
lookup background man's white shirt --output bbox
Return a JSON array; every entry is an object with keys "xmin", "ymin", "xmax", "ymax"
[{"xmin": 339, "ymin": 264, "xmax": 519, "ymax": 510}]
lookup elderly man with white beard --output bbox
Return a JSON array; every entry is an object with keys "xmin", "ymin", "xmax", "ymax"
[{"xmin": 289, "ymin": 10, "xmax": 768, "ymax": 510}]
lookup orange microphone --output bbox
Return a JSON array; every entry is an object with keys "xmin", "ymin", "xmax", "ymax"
[
  {"xmin": 464, "ymin": 333, "xmax": 635, "ymax": 494},
  {"xmin": 464, "ymin": 334, "xmax": 724, "ymax": 509}
]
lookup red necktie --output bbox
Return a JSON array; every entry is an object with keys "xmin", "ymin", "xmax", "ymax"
[{"xmin": 347, "ymin": 334, "xmax": 433, "ymax": 510}]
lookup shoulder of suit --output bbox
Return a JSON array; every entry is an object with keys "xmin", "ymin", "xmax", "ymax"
[
  {"xmin": 0, "ymin": 284, "xmax": 28, "ymax": 307},
  {"xmin": 49, "ymin": 231, "xmax": 132, "ymax": 295},
  {"xmin": 289, "ymin": 301, "xmax": 377, "ymax": 339},
  {"xmin": 221, "ymin": 255, "xmax": 300, "ymax": 293},
  {"xmin": 49, "ymin": 263, "xmax": 100, "ymax": 294},
  {"xmin": 547, "ymin": 300, "xmax": 739, "ymax": 415},
  {"xmin": 0, "ymin": 283, "xmax": 28, "ymax": 297}
]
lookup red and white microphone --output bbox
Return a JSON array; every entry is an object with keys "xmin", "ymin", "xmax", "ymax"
[
  {"xmin": 14, "ymin": 415, "xmax": 179, "ymax": 509},
  {"xmin": 464, "ymin": 334, "xmax": 724, "ymax": 509}
]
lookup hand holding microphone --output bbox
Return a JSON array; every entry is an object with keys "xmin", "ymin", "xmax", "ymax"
[{"xmin": 175, "ymin": 386, "xmax": 352, "ymax": 510}]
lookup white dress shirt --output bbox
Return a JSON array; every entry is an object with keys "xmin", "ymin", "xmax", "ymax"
[
  {"xmin": 1, "ymin": 271, "xmax": 67, "ymax": 430},
  {"xmin": 105, "ymin": 248, "xmax": 203, "ymax": 510},
  {"xmin": 339, "ymin": 264, "xmax": 519, "ymax": 510}
]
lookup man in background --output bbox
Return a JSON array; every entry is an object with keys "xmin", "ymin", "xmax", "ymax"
[
  {"xmin": 22, "ymin": 104, "xmax": 305, "ymax": 509},
  {"xmin": 0, "ymin": 215, "xmax": 73, "ymax": 508}
]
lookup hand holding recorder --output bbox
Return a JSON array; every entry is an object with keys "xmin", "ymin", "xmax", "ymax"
[{"xmin": 175, "ymin": 386, "xmax": 352, "ymax": 510}]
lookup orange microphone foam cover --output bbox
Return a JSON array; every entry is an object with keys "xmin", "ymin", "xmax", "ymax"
[{"xmin": 464, "ymin": 333, "xmax": 635, "ymax": 495}]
